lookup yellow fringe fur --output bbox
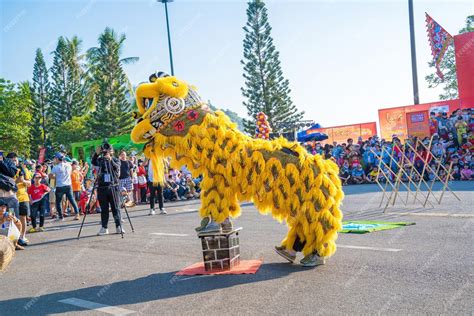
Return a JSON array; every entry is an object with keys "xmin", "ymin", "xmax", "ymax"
[{"xmin": 142, "ymin": 111, "xmax": 344, "ymax": 257}]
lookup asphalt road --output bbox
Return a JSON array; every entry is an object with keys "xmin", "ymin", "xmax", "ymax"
[{"xmin": 1, "ymin": 182, "xmax": 473, "ymax": 315}]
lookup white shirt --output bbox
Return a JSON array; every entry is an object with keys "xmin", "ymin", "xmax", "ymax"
[{"xmin": 52, "ymin": 162, "xmax": 72, "ymax": 187}]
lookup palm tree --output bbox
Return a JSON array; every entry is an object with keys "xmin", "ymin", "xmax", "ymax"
[{"xmin": 87, "ymin": 27, "xmax": 138, "ymax": 99}]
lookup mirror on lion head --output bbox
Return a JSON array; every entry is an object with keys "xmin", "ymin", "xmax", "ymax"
[{"xmin": 131, "ymin": 72, "xmax": 210, "ymax": 144}]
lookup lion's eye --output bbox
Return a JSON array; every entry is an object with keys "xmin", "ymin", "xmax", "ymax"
[{"xmin": 143, "ymin": 98, "xmax": 154, "ymax": 110}]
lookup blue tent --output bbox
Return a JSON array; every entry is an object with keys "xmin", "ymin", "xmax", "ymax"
[{"xmin": 297, "ymin": 124, "xmax": 328, "ymax": 142}]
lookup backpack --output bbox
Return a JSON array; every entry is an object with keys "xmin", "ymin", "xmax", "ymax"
[{"xmin": 0, "ymin": 174, "xmax": 17, "ymax": 192}]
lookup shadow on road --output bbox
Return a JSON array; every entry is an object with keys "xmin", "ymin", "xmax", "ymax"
[{"xmin": 3, "ymin": 263, "xmax": 305, "ymax": 314}]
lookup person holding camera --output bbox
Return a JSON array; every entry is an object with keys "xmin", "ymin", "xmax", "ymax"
[{"xmin": 91, "ymin": 144, "xmax": 123, "ymax": 235}]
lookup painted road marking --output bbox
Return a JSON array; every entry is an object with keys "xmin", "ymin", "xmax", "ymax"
[
  {"xmin": 174, "ymin": 209, "xmax": 198, "ymax": 214},
  {"xmin": 338, "ymin": 245, "xmax": 402, "ymax": 252},
  {"xmin": 397, "ymin": 212, "xmax": 474, "ymax": 218},
  {"xmin": 150, "ymin": 233, "xmax": 189, "ymax": 237},
  {"xmin": 59, "ymin": 298, "xmax": 135, "ymax": 315}
]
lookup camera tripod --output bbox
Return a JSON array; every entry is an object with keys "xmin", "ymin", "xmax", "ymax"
[{"xmin": 77, "ymin": 157, "xmax": 135, "ymax": 239}]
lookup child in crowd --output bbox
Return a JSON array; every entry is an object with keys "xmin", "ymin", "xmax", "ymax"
[
  {"xmin": 78, "ymin": 179, "xmax": 99, "ymax": 214},
  {"xmin": 367, "ymin": 167, "xmax": 378, "ymax": 183},
  {"xmin": 185, "ymin": 175, "xmax": 200, "ymax": 199},
  {"xmin": 164, "ymin": 175, "xmax": 180, "ymax": 201},
  {"xmin": 27, "ymin": 173, "xmax": 51, "ymax": 232},
  {"xmin": 71, "ymin": 160, "xmax": 83, "ymax": 208},
  {"xmin": 460, "ymin": 164, "xmax": 473, "ymax": 180}
]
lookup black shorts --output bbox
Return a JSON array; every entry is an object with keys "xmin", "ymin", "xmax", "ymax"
[{"xmin": 19, "ymin": 201, "xmax": 30, "ymax": 216}]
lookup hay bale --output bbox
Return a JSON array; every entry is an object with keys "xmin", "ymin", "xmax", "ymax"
[{"xmin": 0, "ymin": 235, "xmax": 15, "ymax": 272}]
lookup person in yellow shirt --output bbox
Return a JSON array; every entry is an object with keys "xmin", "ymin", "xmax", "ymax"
[
  {"xmin": 367, "ymin": 167, "xmax": 379, "ymax": 183},
  {"xmin": 71, "ymin": 160, "xmax": 84, "ymax": 210},
  {"xmin": 454, "ymin": 116, "xmax": 468, "ymax": 145},
  {"xmin": 15, "ymin": 160, "xmax": 31, "ymax": 244}
]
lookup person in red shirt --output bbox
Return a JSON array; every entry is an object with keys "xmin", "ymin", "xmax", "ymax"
[
  {"xmin": 429, "ymin": 112, "xmax": 439, "ymax": 136},
  {"xmin": 27, "ymin": 173, "xmax": 50, "ymax": 232},
  {"xmin": 137, "ymin": 160, "xmax": 148, "ymax": 203}
]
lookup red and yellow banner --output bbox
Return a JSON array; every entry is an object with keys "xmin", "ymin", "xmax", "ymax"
[
  {"xmin": 406, "ymin": 110, "xmax": 431, "ymax": 139},
  {"xmin": 306, "ymin": 122, "xmax": 377, "ymax": 144},
  {"xmin": 378, "ymin": 99, "xmax": 463, "ymax": 140}
]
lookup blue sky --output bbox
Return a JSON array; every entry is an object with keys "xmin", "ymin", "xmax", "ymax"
[{"xmin": 1, "ymin": 0, "xmax": 473, "ymax": 128}]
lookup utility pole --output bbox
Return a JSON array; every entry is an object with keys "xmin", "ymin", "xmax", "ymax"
[
  {"xmin": 158, "ymin": 0, "xmax": 175, "ymax": 75},
  {"xmin": 408, "ymin": 0, "xmax": 420, "ymax": 104}
]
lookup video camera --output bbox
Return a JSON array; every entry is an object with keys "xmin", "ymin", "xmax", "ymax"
[{"xmin": 100, "ymin": 139, "xmax": 112, "ymax": 154}]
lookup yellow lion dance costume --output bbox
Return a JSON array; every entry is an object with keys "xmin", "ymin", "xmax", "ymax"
[{"xmin": 131, "ymin": 73, "xmax": 344, "ymax": 265}]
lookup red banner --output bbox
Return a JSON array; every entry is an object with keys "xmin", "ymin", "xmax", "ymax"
[
  {"xmin": 425, "ymin": 13, "xmax": 453, "ymax": 79},
  {"xmin": 378, "ymin": 99, "xmax": 464, "ymax": 140},
  {"xmin": 455, "ymin": 32, "xmax": 474, "ymax": 107},
  {"xmin": 406, "ymin": 110, "xmax": 431, "ymax": 138},
  {"xmin": 38, "ymin": 147, "xmax": 46, "ymax": 164},
  {"xmin": 306, "ymin": 122, "xmax": 377, "ymax": 144}
]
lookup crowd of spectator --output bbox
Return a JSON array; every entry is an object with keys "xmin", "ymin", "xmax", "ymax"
[
  {"xmin": 305, "ymin": 108, "xmax": 474, "ymax": 185},
  {"xmin": 0, "ymin": 148, "xmax": 202, "ymax": 249}
]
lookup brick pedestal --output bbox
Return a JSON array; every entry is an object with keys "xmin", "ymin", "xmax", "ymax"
[{"xmin": 198, "ymin": 228, "xmax": 242, "ymax": 272}]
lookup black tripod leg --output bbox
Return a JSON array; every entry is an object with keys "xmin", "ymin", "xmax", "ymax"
[
  {"xmin": 77, "ymin": 208, "xmax": 87, "ymax": 239},
  {"xmin": 122, "ymin": 204, "xmax": 135, "ymax": 232},
  {"xmin": 77, "ymin": 166, "xmax": 101, "ymax": 240},
  {"xmin": 77, "ymin": 190, "xmax": 96, "ymax": 239},
  {"xmin": 111, "ymin": 184, "xmax": 133, "ymax": 237}
]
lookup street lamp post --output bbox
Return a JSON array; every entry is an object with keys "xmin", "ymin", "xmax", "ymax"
[
  {"xmin": 408, "ymin": 0, "xmax": 419, "ymax": 104},
  {"xmin": 158, "ymin": 0, "xmax": 175, "ymax": 76}
]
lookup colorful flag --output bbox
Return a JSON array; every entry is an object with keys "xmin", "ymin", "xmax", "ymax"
[{"xmin": 425, "ymin": 13, "xmax": 453, "ymax": 79}]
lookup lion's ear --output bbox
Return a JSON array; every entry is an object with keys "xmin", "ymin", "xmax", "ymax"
[{"xmin": 157, "ymin": 76, "xmax": 189, "ymax": 99}]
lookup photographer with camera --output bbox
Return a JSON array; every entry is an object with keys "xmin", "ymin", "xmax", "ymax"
[{"xmin": 91, "ymin": 143, "xmax": 124, "ymax": 235}]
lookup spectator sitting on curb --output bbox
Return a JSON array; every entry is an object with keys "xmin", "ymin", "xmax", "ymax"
[{"xmin": 351, "ymin": 164, "xmax": 367, "ymax": 184}]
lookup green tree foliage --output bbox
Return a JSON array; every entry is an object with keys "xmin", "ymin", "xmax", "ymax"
[
  {"xmin": 49, "ymin": 36, "xmax": 90, "ymax": 126},
  {"xmin": 6, "ymin": 27, "xmax": 137, "ymax": 155},
  {"xmin": 30, "ymin": 48, "xmax": 50, "ymax": 155},
  {"xmin": 86, "ymin": 27, "xmax": 139, "ymax": 139},
  {"xmin": 51, "ymin": 116, "xmax": 89, "ymax": 147},
  {"xmin": 425, "ymin": 15, "xmax": 474, "ymax": 100},
  {"xmin": 241, "ymin": 0, "xmax": 303, "ymax": 135},
  {"xmin": 208, "ymin": 101, "xmax": 245, "ymax": 132},
  {"xmin": 0, "ymin": 79, "xmax": 33, "ymax": 156}
]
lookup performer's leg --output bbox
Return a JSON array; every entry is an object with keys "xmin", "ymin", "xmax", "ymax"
[
  {"xmin": 157, "ymin": 184, "xmax": 164, "ymax": 210},
  {"xmin": 292, "ymin": 235, "xmax": 306, "ymax": 252},
  {"xmin": 148, "ymin": 182, "xmax": 156, "ymax": 210}
]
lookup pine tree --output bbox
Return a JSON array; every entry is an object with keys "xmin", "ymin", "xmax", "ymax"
[
  {"xmin": 425, "ymin": 15, "xmax": 474, "ymax": 100},
  {"xmin": 86, "ymin": 27, "xmax": 138, "ymax": 139},
  {"xmin": 30, "ymin": 48, "xmax": 50, "ymax": 155},
  {"xmin": 241, "ymin": 0, "xmax": 303, "ymax": 135},
  {"xmin": 49, "ymin": 36, "xmax": 89, "ymax": 126}
]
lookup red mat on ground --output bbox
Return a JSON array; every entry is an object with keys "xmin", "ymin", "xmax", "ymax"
[{"xmin": 176, "ymin": 260, "xmax": 263, "ymax": 276}]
